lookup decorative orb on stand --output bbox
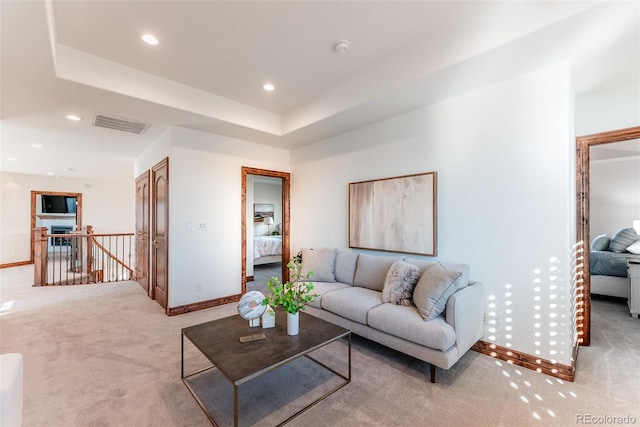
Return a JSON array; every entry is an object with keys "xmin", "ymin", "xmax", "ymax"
[{"xmin": 237, "ymin": 291, "xmax": 267, "ymax": 343}]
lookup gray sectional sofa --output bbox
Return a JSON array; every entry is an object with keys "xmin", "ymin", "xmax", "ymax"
[{"xmin": 300, "ymin": 248, "xmax": 484, "ymax": 383}]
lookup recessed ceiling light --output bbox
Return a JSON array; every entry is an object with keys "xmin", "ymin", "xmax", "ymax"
[
  {"xmin": 142, "ymin": 34, "xmax": 158, "ymax": 45},
  {"xmin": 66, "ymin": 114, "xmax": 81, "ymax": 121},
  {"xmin": 263, "ymin": 83, "xmax": 275, "ymax": 91},
  {"xmin": 32, "ymin": 144, "xmax": 42, "ymax": 148},
  {"xmin": 7, "ymin": 158, "xmax": 16, "ymax": 162},
  {"xmin": 47, "ymin": 172, "xmax": 54, "ymax": 176}
]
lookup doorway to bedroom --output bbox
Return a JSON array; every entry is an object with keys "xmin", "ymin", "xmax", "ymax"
[
  {"xmin": 576, "ymin": 126, "xmax": 640, "ymax": 347},
  {"xmin": 241, "ymin": 167, "xmax": 290, "ymax": 296}
]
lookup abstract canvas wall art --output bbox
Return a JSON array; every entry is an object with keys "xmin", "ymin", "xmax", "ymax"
[{"xmin": 349, "ymin": 172, "xmax": 437, "ymax": 256}]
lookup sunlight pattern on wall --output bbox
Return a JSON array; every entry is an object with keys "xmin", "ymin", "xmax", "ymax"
[
  {"xmin": 482, "ymin": 251, "xmax": 574, "ymax": 378},
  {"xmin": 572, "ymin": 241, "xmax": 585, "ymax": 345}
]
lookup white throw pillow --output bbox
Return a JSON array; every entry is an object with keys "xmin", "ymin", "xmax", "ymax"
[
  {"xmin": 381, "ymin": 260, "xmax": 420, "ymax": 306},
  {"xmin": 627, "ymin": 240, "xmax": 640, "ymax": 255},
  {"xmin": 413, "ymin": 263, "xmax": 463, "ymax": 320}
]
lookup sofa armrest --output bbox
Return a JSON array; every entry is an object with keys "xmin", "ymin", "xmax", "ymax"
[{"xmin": 445, "ymin": 281, "xmax": 484, "ymax": 354}]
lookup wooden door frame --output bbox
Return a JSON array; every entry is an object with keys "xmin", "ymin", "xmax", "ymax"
[
  {"xmin": 576, "ymin": 125, "xmax": 640, "ymax": 347},
  {"xmin": 152, "ymin": 158, "xmax": 169, "ymax": 311},
  {"xmin": 135, "ymin": 170, "xmax": 151, "ymax": 295},
  {"xmin": 30, "ymin": 191, "xmax": 82, "ymax": 263},
  {"xmin": 241, "ymin": 167, "xmax": 290, "ymax": 294}
]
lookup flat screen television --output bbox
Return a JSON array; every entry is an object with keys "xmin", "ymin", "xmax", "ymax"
[{"xmin": 41, "ymin": 195, "xmax": 76, "ymax": 214}]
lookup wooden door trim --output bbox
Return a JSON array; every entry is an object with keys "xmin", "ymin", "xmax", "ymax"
[
  {"xmin": 241, "ymin": 167, "xmax": 291, "ymax": 294},
  {"xmin": 135, "ymin": 170, "xmax": 150, "ymax": 295},
  {"xmin": 30, "ymin": 191, "xmax": 82, "ymax": 263},
  {"xmin": 152, "ymin": 157, "xmax": 169, "ymax": 312},
  {"xmin": 576, "ymin": 125, "xmax": 640, "ymax": 347}
]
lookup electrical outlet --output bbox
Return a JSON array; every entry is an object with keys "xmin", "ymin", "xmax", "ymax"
[
  {"xmin": 196, "ymin": 282, "xmax": 203, "ymax": 292},
  {"xmin": 199, "ymin": 222, "xmax": 207, "ymax": 231}
]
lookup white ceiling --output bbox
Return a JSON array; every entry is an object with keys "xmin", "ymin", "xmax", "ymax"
[{"xmin": 1, "ymin": 1, "xmax": 638, "ymax": 181}]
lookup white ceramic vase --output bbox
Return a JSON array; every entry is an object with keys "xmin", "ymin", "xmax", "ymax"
[{"xmin": 287, "ymin": 311, "xmax": 299, "ymax": 336}]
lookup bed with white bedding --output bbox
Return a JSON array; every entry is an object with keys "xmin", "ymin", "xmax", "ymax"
[
  {"xmin": 253, "ymin": 235, "xmax": 282, "ymax": 265},
  {"xmin": 590, "ymin": 228, "xmax": 640, "ymax": 298},
  {"xmin": 590, "ymin": 250, "xmax": 633, "ymax": 298}
]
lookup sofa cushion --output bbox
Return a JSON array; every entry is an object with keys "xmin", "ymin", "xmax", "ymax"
[
  {"xmin": 381, "ymin": 260, "xmax": 420, "ymax": 306},
  {"xmin": 353, "ymin": 254, "xmax": 401, "ymax": 291},
  {"xmin": 321, "ymin": 287, "xmax": 383, "ymax": 324},
  {"xmin": 609, "ymin": 228, "xmax": 638, "ymax": 253},
  {"xmin": 590, "ymin": 234, "xmax": 610, "ymax": 251},
  {"xmin": 306, "ymin": 282, "xmax": 350, "ymax": 308},
  {"xmin": 301, "ymin": 248, "xmax": 337, "ymax": 282},
  {"xmin": 413, "ymin": 263, "xmax": 463, "ymax": 320},
  {"xmin": 404, "ymin": 257, "xmax": 470, "ymax": 290},
  {"xmin": 367, "ymin": 304, "xmax": 456, "ymax": 352},
  {"xmin": 335, "ymin": 250, "xmax": 359, "ymax": 285}
]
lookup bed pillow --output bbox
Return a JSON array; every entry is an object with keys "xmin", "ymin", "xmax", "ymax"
[
  {"xmin": 412, "ymin": 263, "xmax": 463, "ymax": 321},
  {"xmin": 609, "ymin": 228, "xmax": 638, "ymax": 253},
  {"xmin": 627, "ymin": 240, "xmax": 640, "ymax": 255},
  {"xmin": 590, "ymin": 234, "xmax": 610, "ymax": 251},
  {"xmin": 381, "ymin": 260, "xmax": 420, "ymax": 306},
  {"xmin": 300, "ymin": 248, "xmax": 337, "ymax": 282}
]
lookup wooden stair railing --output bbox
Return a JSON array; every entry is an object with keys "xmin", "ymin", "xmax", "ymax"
[
  {"xmin": 33, "ymin": 225, "xmax": 134, "ymax": 286},
  {"xmin": 90, "ymin": 235, "xmax": 134, "ymax": 281}
]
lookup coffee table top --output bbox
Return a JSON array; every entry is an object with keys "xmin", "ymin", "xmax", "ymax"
[{"xmin": 182, "ymin": 310, "xmax": 349, "ymax": 385}]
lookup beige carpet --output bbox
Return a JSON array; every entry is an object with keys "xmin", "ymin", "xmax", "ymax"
[{"xmin": 1, "ymin": 265, "xmax": 639, "ymax": 426}]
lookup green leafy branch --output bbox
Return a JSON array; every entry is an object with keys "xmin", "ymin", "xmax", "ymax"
[{"xmin": 262, "ymin": 259, "xmax": 319, "ymax": 314}]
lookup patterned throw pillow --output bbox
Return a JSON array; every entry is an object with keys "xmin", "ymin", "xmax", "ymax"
[
  {"xmin": 381, "ymin": 260, "xmax": 420, "ymax": 306},
  {"xmin": 609, "ymin": 228, "xmax": 638, "ymax": 253},
  {"xmin": 590, "ymin": 234, "xmax": 610, "ymax": 251}
]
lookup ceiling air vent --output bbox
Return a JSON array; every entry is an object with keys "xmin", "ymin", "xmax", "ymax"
[{"xmin": 91, "ymin": 113, "xmax": 149, "ymax": 135}]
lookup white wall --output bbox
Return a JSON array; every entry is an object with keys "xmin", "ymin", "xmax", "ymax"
[
  {"xmin": 575, "ymin": 83, "xmax": 640, "ymax": 242},
  {"xmin": 167, "ymin": 127, "xmax": 289, "ymax": 307},
  {"xmin": 575, "ymin": 84, "xmax": 640, "ymax": 136},
  {"xmin": 290, "ymin": 63, "xmax": 576, "ymax": 365},
  {"xmin": 134, "ymin": 127, "xmax": 172, "ymax": 178},
  {"xmin": 0, "ymin": 171, "xmax": 134, "ymax": 264},
  {"xmin": 590, "ymin": 157, "xmax": 640, "ymax": 238}
]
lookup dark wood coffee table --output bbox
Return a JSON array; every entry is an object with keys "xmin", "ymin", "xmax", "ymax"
[{"xmin": 181, "ymin": 310, "xmax": 351, "ymax": 426}]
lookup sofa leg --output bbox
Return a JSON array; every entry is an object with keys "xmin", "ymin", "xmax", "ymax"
[{"xmin": 430, "ymin": 364, "xmax": 437, "ymax": 383}]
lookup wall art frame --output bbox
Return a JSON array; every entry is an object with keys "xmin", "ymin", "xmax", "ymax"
[
  {"xmin": 349, "ymin": 172, "xmax": 437, "ymax": 256},
  {"xmin": 253, "ymin": 203, "xmax": 274, "ymax": 223}
]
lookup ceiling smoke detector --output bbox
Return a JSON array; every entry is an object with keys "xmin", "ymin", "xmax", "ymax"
[{"xmin": 334, "ymin": 40, "xmax": 350, "ymax": 54}]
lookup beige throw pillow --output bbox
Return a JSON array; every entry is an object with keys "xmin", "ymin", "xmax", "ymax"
[
  {"xmin": 381, "ymin": 260, "xmax": 420, "ymax": 306},
  {"xmin": 413, "ymin": 263, "xmax": 463, "ymax": 320},
  {"xmin": 300, "ymin": 248, "xmax": 337, "ymax": 282}
]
